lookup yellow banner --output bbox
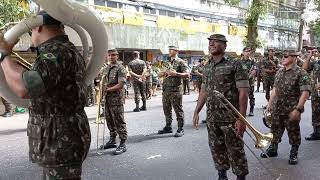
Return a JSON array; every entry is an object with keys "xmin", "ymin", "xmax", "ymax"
[
  {"xmin": 94, "ymin": 6, "xmax": 123, "ymax": 24},
  {"xmin": 123, "ymin": 11, "xmax": 144, "ymax": 26},
  {"xmin": 212, "ymin": 24, "xmax": 222, "ymax": 33},
  {"xmin": 157, "ymin": 16, "xmax": 181, "ymax": 30}
]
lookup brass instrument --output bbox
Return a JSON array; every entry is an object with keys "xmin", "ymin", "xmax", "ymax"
[
  {"xmin": 157, "ymin": 61, "xmax": 175, "ymax": 79},
  {"xmin": 11, "ymin": 52, "xmax": 32, "ymax": 70},
  {"xmin": 96, "ymin": 74, "xmax": 106, "ymax": 154},
  {"xmin": 213, "ymin": 90, "xmax": 273, "ymax": 149},
  {"xmin": 263, "ymin": 109, "xmax": 272, "ymax": 128}
]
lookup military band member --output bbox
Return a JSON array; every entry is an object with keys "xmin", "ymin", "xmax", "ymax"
[
  {"xmin": 101, "ymin": 49, "xmax": 128, "ymax": 155},
  {"xmin": 255, "ymin": 55, "xmax": 264, "ymax": 92},
  {"xmin": 0, "ymin": 11, "xmax": 91, "ymax": 179},
  {"xmin": 262, "ymin": 48, "xmax": 279, "ymax": 102},
  {"xmin": 182, "ymin": 59, "xmax": 190, "ymax": 95},
  {"xmin": 193, "ymin": 34, "xmax": 249, "ymax": 180},
  {"xmin": 240, "ymin": 47, "xmax": 256, "ymax": 116},
  {"xmin": 191, "ymin": 58, "xmax": 205, "ymax": 93},
  {"xmin": 158, "ymin": 46, "xmax": 189, "ymax": 137},
  {"xmin": 128, "ymin": 51, "xmax": 147, "ymax": 112},
  {"xmin": 261, "ymin": 50, "xmax": 310, "ymax": 165},
  {"xmin": 303, "ymin": 48, "xmax": 320, "ymax": 140}
]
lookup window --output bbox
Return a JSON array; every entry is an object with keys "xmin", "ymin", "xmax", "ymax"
[
  {"xmin": 94, "ymin": 0, "xmax": 105, "ymax": 6},
  {"xmin": 143, "ymin": 8, "xmax": 156, "ymax": 14},
  {"xmin": 159, "ymin": 10, "xmax": 167, "ymax": 16},
  {"xmin": 107, "ymin": 1, "xmax": 118, "ymax": 8},
  {"xmin": 167, "ymin": 11, "xmax": 175, "ymax": 17}
]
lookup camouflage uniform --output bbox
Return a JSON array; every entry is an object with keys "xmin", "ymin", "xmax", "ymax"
[
  {"xmin": 256, "ymin": 59, "xmax": 263, "ymax": 92},
  {"xmin": 162, "ymin": 57, "xmax": 188, "ymax": 129},
  {"xmin": 86, "ymin": 82, "xmax": 96, "ymax": 106},
  {"xmin": 128, "ymin": 59, "xmax": 146, "ymax": 105},
  {"xmin": 145, "ymin": 67, "xmax": 152, "ymax": 98},
  {"xmin": 240, "ymin": 58, "xmax": 256, "ymax": 110},
  {"xmin": 262, "ymin": 57, "xmax": 279, "ymax": 101},
  {"xmin": 191, "ymin": 63, "xmax": 204, "ymax": 92},
  {"xmin": 307, "ymin": 60, "xmax": 320, "ymax": 128},
  {"xmin": 23, "ymin": 35, "xmax": 91, "ymax": 179},
  {"xmin": 202, "ymin": 57, "xmax": 249, "ymax": 176},
  {"xmin": 102, "ymin": 62, "xmax": 128, "ymax": 141},
  {"xmin": 1, "ymin": 97, "xmax": 12, "ymax": 113},
  {"xmin": 271, "ymin": 65, "xmax": 311, "ymax": 146}
]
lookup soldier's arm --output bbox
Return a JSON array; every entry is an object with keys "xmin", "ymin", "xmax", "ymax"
[
  {"xmin": 171, "ymin": 60, "xmax": 189, "ymax": 78},
  {"xmin": 267, "ymin": 88, "xmax": 277, "ymax": 110},
  {"xmin": 302, "ymin": 54, "xmax": 313, "ymax": 71},
  {"xmin": 106, "ymin": 66, "xmax": 126, "ymax": 92},
  {"xmin": 296, "ymin": 71, "xmax": 311, "ymax": 111},
  {"xmin": 235, "ymin": 62, "xmax": 249, "ymax": 117},
  {"xmin": 0, "ymin": 56, "xmax": 30, "ymax": 98}
]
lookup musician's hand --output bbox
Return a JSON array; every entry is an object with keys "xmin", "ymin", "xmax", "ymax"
[
  {"xmin": 289, "ymin": 110, "xmax": 301, "ymax": 122},
  {"xmin": 103, "ymin": 86, "xmax": 108, "ymax": 95},
  {"xmin": 166, "ymin": 70, "xmax": 177, "ymax": 77},
  {"xmin": 193, "ymin": 111, "xmax": 200, "ymax": 129},
  {"xmin": 235, "ymin": 120, "xmax": 246, "ymax": 137},
  {"xmin": 0, "ymin": 33, "xmax": 18, "ymax": 54}
]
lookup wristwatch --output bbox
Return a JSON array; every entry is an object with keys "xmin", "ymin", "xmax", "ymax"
[
  {"xmin": 0, "ymin": 51, "xmax": 8, "ymax": 62},
  {"xmin": 294, "ymin": 106, "xmax": 304, "ymax": 113}
]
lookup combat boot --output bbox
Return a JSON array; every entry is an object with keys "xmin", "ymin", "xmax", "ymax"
[
  {"xmin": 114, "ymin": 141, "xmax": 127, "ymax": 155},
  {"xmin": 248, "ymin": 106, "xmax": 254, "ymax": 116},
  {"xmin": 158, "ymin": 126, "xmax": 173, "ymax": 134},
  {"xmin": 288, "ymin": 145, "xmax": 299, "ymax": 165},
  {"xmin": 102, "ymin": 137, "xmax": 117, "ymax": 149},
  {"xmin": 218, "ymin": 170, "xmax": 228, "ymax": 180},
  {"xmin": 260, "ymin": 143, "xmax": 278, "ymax": 158},
  {"xmin": 133, "ymin": 103, "xmax": 140, "ymax": 112},
  {"xmin": 174, "ymin": 128, "xmax": 184, "ymax": 137},
  {"xmin": 140, "ymin": 101, "xmax": 147, "ymax": 111},
  {"xmin": 236, "ymin": 176, "xmax": 246, "ymax": 180},
  {"xmin": 305, "ymin": 126, "xmax": 320, "ymax": 141}
]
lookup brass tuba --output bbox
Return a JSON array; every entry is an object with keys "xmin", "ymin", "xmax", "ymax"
[
  {"xmin": 0, "ymin": 0, "xmax": 108, "ymax": 107},
  {"xmin": 213, "ymin": 90, "xmax": 273, "ymax": 149}
]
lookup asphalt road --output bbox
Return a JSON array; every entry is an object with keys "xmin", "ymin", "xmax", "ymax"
[{"xmin": 0, "ymin": 90, "xmax": 320, "ymax": 180}]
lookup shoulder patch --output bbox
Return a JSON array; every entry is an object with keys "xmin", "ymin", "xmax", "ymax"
[{"xmin": 41, "ymin": 53, "xmax": 57, "ymax": 61}]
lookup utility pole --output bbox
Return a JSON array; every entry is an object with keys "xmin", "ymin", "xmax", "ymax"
[{"xmin": 298, "ymin": 0, "xmax": 307, "ymax": 51}]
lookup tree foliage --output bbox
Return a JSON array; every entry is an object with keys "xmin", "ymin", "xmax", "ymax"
[
  {"xmin": 311, "ymin": 0, "xmax": 320, "ymax": 38},
  {"xmin": 0, "ymin": 0, "xmax": 29, "ymax": 28}
]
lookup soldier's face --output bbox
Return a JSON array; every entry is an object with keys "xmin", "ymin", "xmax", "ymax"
[
  {"xmin": 169, "ymin": 50, "xmax": 178, "ymax": 57},
  {"xmin": 268, "ymin": 50, "xmax": 275, "ymax": 56},
  {"xmin": 282, "ymin": 54, "xmax": 295, "ymax": 66},
  {"xmin": 108, "ymin": 53, "xmax": 118, "ymax": 64},
  {"xmin": 209, "ymin": 40, "xmax": 226, "ymax": 55},
  {"xmin": 30, "ymin": 27, "xmax": 41, "ymax": 47}
]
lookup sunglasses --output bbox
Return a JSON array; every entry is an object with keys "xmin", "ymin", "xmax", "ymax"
[
  {"xmin": 283, "ymin": 55, "xmax": 289, "ymax": 58},
  {"xmin": 28, "ymin": 31, "xmax": 32, "ymax": 36},
  {"xmin": 109, "ymin": 54, "xmax": 118, "ymax": 56}
]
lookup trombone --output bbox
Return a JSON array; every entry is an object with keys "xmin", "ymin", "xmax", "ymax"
[
  {"xmin": 213, "ymin": 90, "xmax": 273, "ymax": 148},
  {"xmin": 11, "ymin": 52, "xmax": 32, "ymax": 70},
  {"xmin": 96, "ymin": 74, "xmax": 106, "ymax": 154}
]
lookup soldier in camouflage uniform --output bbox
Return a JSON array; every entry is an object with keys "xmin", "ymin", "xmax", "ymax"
[
  {"xmin": 303, "ymin": 48, "xmax": 320, "ymax": 140},
  {"xmin": 158, "ymin": 46, "xmax": 189, "ymax": 137},
  {"xmin": 193, "ymin": 34, "xmax": 249, "ymax": 180},
  {"xmin": 0, "ymin": 11, "xmax": 91, "ymax": 179},
  {"xmin": 101, "ymin": 49, "xmax": 128, "ymax": 155},
  {"xmin": 1, "ymin": 97, "xmax": 12, "ymax": 117},
  {"xmin": 261, "ymin": 50, "xmax": 310, "ymax": 165},
  {"xmin": 145, "ymin": 61, "xmax": 153, "ymax": 99},
  {"xmin": 262, "ymin": 48, "xmax": 279, "ymax": 102},
  {"xmin": 255, "ymin": 55, "xmax": 264, "ymax": 92},
  {"xmin": 191, "ymin": 58, "xmax": 205, "ymax": 93},
  {"xmin": 128, "ymin": 51, "xmax": 147, "ymax": 112},
  {"xmin": 240, "ymin": 47, "xmax": 256, "ymax": 116}
]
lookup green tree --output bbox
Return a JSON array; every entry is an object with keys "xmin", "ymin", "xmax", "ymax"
[
  {"xmin": 311, "ymin": 0, "xmax": 320, "ymax": 39},
  {"xmin": 0, "ymin": 0, "xmax": 28, "ymax": 29},
  {"xmin": 225, "ymin": 0, "xmax": 267, "ymax": 50}
]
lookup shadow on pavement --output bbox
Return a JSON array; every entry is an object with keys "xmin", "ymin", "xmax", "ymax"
[{"xmin": 0, "ymin": 128, "xmax": 27, "ymax": 135}]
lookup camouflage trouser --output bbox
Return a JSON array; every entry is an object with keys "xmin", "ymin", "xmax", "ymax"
[
  {"xmin": 263, "ymin": 75, "xmax": 275, "ymax": 101},
  {"xmin": 86, "ymin": 83, "xmax": 96, "ymax": 106},
  {"xmin": 1, "ymin": 97, "xmax": 12, "ymax": 113},
  {"xmin": 249, "ymin": 85, "xmax": 255, "ymax": 107},
  {"xmin": 183, "ymin": 79, "xmax": 190, "ymax": 94},
  {"xmin": 256, "ymin": 74, "xmax": 263, "ymax": 91},
  {"xmin": 146, "ymin": 81, "xmax": 152, "ymax": 98},
  {"xmin": 42, "ymin": 164, "xmax": 82, "ymax": 180},
  {"xmin": 207, "ymin": 122, "xmax": 248, "ymax": 176},
  {"xmin": 162, "ymin": 92, "xmax": 184, "ymax": 128},
  {"xmin": 133, "ymin": 80, "xmax": 146, "ymax": 104},
  {"xmin": 311, "ymin": 95, "xmax": 320, "ymax": 127},
  {"xmin": 271, "ymin": 114, "xmax": 301, "ymax": 145},
  {"xmin": 104, "ymin": 103, "xmax": 127, "ymax": 140}
]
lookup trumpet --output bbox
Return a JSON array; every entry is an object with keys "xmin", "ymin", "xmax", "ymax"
[
  {"xmin": 11, "ymin": 52, "xmax": 32, "ymax": 70},
  {"xmin": 213, "ymin": 90, "xmax": 273, "ymax": 149},
  {"xmin": 96, "ymin": 74, "xmax": 106, "ymax": 154}
]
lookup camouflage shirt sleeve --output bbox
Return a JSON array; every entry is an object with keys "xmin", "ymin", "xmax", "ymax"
[
  {"xmin": 299, "ymin": 69, "xmax": 311, "ymax": 92},
  {"xmin": 234, "ymin": 61, "xmax": 249, "ymax": 88},
  {"xmin": 201, "ymin": 64, "xmax": 209, "ymax": 91},
  {"xmin": 118, "ymin": 65, "xmax": 127, "ymax": 83},
  {"xmin": 22, "ymin": 51, "xmax": 62, "ymax": 98},
  {"xmin": 273, "ymin": 69, "xmax": 282, "ymax": 88}
]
